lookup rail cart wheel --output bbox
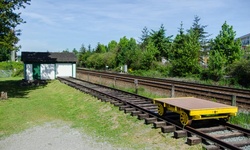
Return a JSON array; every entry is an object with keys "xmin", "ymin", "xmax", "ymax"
[
  {"xmin": 180, "ymin": 110, "xmax": 192, "ymax": 126},
  {"xmin": 157, "ymin": 103, "xmax": 166, "ymax": 116}
]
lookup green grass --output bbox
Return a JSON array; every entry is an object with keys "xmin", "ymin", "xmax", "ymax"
[
  {"xmin": 0, "ymin": 78, "xmax": 201, "ymax": 149},
  {"xmin": 230, "ymin": 110, "xmax": 250, "ymax": 129}
]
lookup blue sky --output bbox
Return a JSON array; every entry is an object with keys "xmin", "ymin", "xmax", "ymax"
[{"xmin": 18, "ymin": 0, "xmax": 250, "ymax": 54}]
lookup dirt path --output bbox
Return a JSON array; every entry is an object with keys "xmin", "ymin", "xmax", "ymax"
[{"xmin": 0, "ymin": 121, "xmax": 119, "ymax": 150}]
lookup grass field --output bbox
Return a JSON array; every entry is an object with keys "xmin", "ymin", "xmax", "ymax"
[{"xmin": 0, "ymin": 78, "xmax": 201, "ymax": 149}]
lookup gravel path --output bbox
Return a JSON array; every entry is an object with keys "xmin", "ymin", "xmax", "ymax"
[{"xmin": 0, "ymin": 121, "xmax": 120, "ymax": 150}]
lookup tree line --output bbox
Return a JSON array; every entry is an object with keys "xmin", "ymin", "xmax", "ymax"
[{"xmin": 70, "ymin": 16, "xmax": 249, "ymax": 87}]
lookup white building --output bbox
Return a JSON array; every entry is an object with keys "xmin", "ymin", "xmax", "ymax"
[
  {"xmin": 21, "ymin": 52, "xmax": 77, "ymax": 80},
  {"xmin": 238, "ymin": 33, "xmax": 250, "ymax": 48}
]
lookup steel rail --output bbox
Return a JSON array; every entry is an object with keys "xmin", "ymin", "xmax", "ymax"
[
  {"xmin": 77, "ymin": 69, "xmax": 250, "ymax": 108},
  {"xmin": 58, "ymin": 77, "xmax": 250, "ymax": 150},
  {"xmin": 77, "ymin": 68, "xmax": 250, "ymax": 95}
]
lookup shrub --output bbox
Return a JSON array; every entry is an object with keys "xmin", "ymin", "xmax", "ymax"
[
  {"xmin": 0, "ymin": 61, "xmax": 23, "ymax": 77},
  {"xmin": 229, "ymin": 60, "xmax": 250, "ymax": 87}
]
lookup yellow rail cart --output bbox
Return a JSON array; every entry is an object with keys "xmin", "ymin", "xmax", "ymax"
[{"xmin": 153, "ymin": 97, "xmax": 238, "ymax": 126}]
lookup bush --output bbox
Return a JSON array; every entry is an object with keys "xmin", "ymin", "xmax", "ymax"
[
  {"xmin": 0, "ymin": 61, "xmax": 23, "ymax": 77},
  {"xmin": 229, "ymin": 60, "xmax": 250, "ymax": 87}
]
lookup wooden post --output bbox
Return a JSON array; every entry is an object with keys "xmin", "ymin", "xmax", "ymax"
[
  {"xmin": 170, "ymin": 84, "xmax": 175, "ymax": 98},
  {"xmin": 231, "ymin": 95, "xmax": 236, "ymax": 106},
  {"xmin": 113, "ymin": 77, "xmax": 116, "ymax": 87},
  {"xmin": 134, "ymin": 79, "xmax": 138, "ymax": 94},
  {"xmin": 1, "ymin": 91, "xmax": 8, "ymax": 100},
  {"xmin": 99, "ymin": 75, "xmax": 102, "ymax": 84}
]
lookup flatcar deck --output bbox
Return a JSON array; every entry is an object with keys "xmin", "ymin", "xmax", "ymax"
[
  {"xmin": 153, "ymin": 97, "xmax": 238, "ymax": 125},
  {"xmin": 154, "ymin": 97, "xmax": 237, "ymax": 110}
]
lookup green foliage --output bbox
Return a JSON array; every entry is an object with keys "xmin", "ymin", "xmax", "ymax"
[
  {"xmin": 107, "ymin": 40, "xmax": 118, "ymax": 52},
  {"xmin": 116, "ymin": 37, "xmax": 137, "ymax": 67},
  {"xmin": 86, "ymin": 52, "xmax": 116, "ymax": 69},
  {"xmin": 0, "ymin": 61, "xmax": 23, "ymax": 77},
  {"xmin": 150, "ymin": 24, "xmax": 172, "ymax": 60},
  {"xmin": 95, "ymin": 42, "xmax": 107, "ymax": 53},
  {"xmin": 0, "ymin": 0, "xmax": 30, "ymax": 61},
  {"xmin": 0, "ymin": 46, "xmax": 10, "ymax": 61},
  {"xmin": 206, "ymin": 21, "xmax": 242, "ymax": 81},
  {"xmin": 244, "ymin": 45, "xmax": 250, "ymax": 60},
  {"xmin": 230, "ymin": 111, "xmax": 250, "ymax": 129},
  {"xmin": 229, "ymin": 59, "xmax": 250, "ymax": 87},
  {"xmin": 141, "ymin": 40, "xmax": 159, "ymax": 70},
  {"xmin": 205, "ymin": 50, "xmax": 227, "ymax": 81},
  {"xmin": 211, "ymin": 21, "xmax": 242, "ymax": 66},
  {"xmin": 170, "ymin": 26, "xmax": 201, "ymax": 77},
  {"xmin": 187, "ymin": 15, "xmax": 210, "ymax": 45},
  {"xmin": 129, "ymin": 48, "xmax": 143, "ymax": 70},
  {"xmin": 139, "ymin": 26, "xmax": 150, "ymax": 50}
]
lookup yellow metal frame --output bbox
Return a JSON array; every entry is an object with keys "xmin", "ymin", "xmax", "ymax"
[{"xmin": 153, "ymin": 98, "xmax": 238, "ymax": 121}]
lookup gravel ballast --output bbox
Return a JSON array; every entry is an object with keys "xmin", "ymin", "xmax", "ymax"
[{"xmin": 0, "ymin": 121, "xmax": 118, "ymax": 150}]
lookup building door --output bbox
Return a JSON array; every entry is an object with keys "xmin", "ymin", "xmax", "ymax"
[{"xmin": 33, "ymin": 63, "xmax": 41, "ymax": 80}]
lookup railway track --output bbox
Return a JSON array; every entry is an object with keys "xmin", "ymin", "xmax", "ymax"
[
  {"xmin": 77, "ymin": 69, "xmax": 250, "ymax": 109},
  {"xmin": 58, "ymin": 77, "xmax": 250, "ymax": 150}
]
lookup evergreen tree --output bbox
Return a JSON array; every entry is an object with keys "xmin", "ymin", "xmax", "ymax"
[
  {"xmin": 141, "ymin": 40, "xmax": 159, "ymax": 70},
  {"xmin": 211, "ymin": 21, "xmax": 242, "ymax": 65},
  {"xmin": 207, "ymin": 50, "xmax": 227, "ymax": 81},
  {"xmin": 139, "ymin": 26, "xmax": 150, "ymax": 51},
  {"xmin": 87, "ymin": 44, "xmax": 92, "ymax": 52},
  {"xmin": 150, "ymin": 24, "xmax": 172, "ymax": 60},
  {"xmin": 170, "ymin": 23, "xmax": 201, "ymax": 77},
  {"xmin": 95, "ymin": 42, "xmax": 106, "ymax": 53},
  {"xmin": 187, "ymin": 16, "xmax": 211, "ymax": 45},
  {"xmin": 72, "ymin": 48, "xmax": 78, "ymax": 57},
  {"xmin": 188, "ymin": 16, "xmax": 211, "ymax": 65}
]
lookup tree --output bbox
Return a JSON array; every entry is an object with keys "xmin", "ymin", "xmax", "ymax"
[
  {"xmin": 116, "ymin": 36, "xmax": 137, "ymax": 67},
  {"xmin": 207, "ymin": 50, "xmax": 227, "ymax": 81},
  {"xmin": 62, "ymin": 48, "xmax": 69, "ymax": 53},
  {"xmin": 187, "ymin": 16, "xmax": 211, "ymax": 45},
  {"xmin": 211, "ymin": 21, "xmax": 242, "ymax": 66},
  {"xmin": 95, "ymin": 42, "xmax": 106, "ymax": 53},
  {"xmin": 0, "ymin": 0, "xmax": 30, "ymax": 61},
  {"xmin": 78, "ymin": 44, "xmax": 91, "ymax": 67},
  {"xmin": 187, "ymin": 16, "xmax": 211, "ymax": 65},
  {"xmin": 170, "ymin": 24, "xmax": 201, "ymax": 77},
  {"xmin": 244, "ymin": 45, "xmax": 250, "ymax": 60},
  {"xmin": 230, "ymin": 59, "xmax": 250, "ymax": 87},
  {"xmin": 150, "ymin": 24, "xmax": 172, "ymax": 60},
  {"xmin": 139, "ymin": 26, "xmax": 150, "ymax": 51},
  {"xmin": 107, "ymin": 40, "xmax": 118, "ymax": 52},
  {"xmin": 141, "ymin": 40, "xmax": 159, "ymax": 70},
  {"xmin": 72, "ymin": 48, "xmax": 78, "ymax": 57}
]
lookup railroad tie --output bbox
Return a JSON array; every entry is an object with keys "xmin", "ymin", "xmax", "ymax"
[
  {"xmin": 124, "ymin": 108, "xmax": 136, "ymax": 113},
  {"xmin": 174, "ymin": 130, "xmax": 187, "ymax": 138},
  {"xmin": 137, "ymin": 114, "xmax": 149, "ymax": 120},
  {"xmin": 144, "ymin": 117, "xmax": 157, "ymax": 124},
  {"xmin": 153, "ymin": 121, "xmax": 166, "ymax": 128},
  {"xmin": 161, "ymin": 125, "xmax": 176, "ymax": 133},
  {"xmin": 187, "ymin": 136, "xmax": 202, "ymax": 145},
  {"xmin": 130, "ymin": 111, "xmax": 141, "ymax": 116}
]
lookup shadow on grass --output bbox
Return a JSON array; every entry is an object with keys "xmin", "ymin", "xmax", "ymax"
[{"xmin": 0, "ymin": 79, "xmax": 48, "ymax": 98}]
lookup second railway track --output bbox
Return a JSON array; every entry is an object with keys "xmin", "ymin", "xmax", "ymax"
[
  {"xmin": 77, "ymin": 69, "xmax": 250, "ymax": 109},
  {"xmin": 58, "ymin": 77, "xmax": 250, "ymax": 150}
]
